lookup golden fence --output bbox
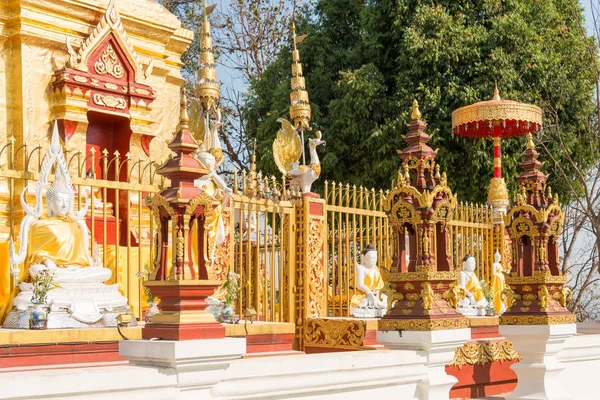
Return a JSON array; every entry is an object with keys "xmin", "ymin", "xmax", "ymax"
[
  {"xmin": 226, "ymin": 170, "xmax": 297, "ymax": 323},
  {"xmin": 0, "ymin": 140, "xmax": 162, "ymax": 321},
  {"xmin": 448, "ymin": 202, "xmax": 495, "ymax": 283},
  {"xmin": 323, "ymin": 182, "xmax": 393, "ymax": 317},
  {"xmin": 0, "ymin": 139, "xmax": 498, "ymax": 327}
]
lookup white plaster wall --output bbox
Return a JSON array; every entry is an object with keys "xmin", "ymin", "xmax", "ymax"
[{"xmin": 558, "ymin": 333, "xmax": 600, "ymax": 400}]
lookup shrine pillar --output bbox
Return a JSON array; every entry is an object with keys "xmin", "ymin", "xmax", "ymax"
[
  {"xmin": 294, "ymin": 193, "xmax": 327, "ymax": 349},
  {"xmin": 378, "ymin": 101, "xmax": 469, "ymax": 400},
  {"xmin": 500, "ymin": 134, "xmax": 575, "ymax": 400}
]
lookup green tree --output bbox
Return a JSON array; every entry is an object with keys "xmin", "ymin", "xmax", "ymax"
[{"xmin": 246, "ymin": 0, "xmax": 598, "ymax": 203}]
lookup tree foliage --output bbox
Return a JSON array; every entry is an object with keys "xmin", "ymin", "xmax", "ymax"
[{"xmin": 246, "ymin": 0, "xmax": 598, "ymax": 202}]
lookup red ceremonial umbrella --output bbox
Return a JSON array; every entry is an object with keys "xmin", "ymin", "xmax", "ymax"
[{"xmin": 451, "ymin": 85, "xmax": 543, "ymax": 206}]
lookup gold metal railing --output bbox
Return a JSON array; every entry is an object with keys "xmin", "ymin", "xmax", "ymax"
[
  {"xmin": 0, "ymin": 140, "xmax": 162, "ymax": 322},
  {"xmin": 324, "ymin": 182, "xmax": 393, "ymax": 317},
  {"xmin": 448, "ymin": 202, "xmax": 495, "ymax": 282},
  {"xmin": 225, "ymin": 170, "xmax": 297, "ymax": 323}
]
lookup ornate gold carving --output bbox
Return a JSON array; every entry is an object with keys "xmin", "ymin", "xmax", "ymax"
[
  {"xmin": 500, "ymin": 314, "xmax": 576, "ymax": 325},
  {"xmin": 304, "ymin": 318, "xmax": 366, "ymax": 348},
  {"xmin": 447, "ymin": 340, "xmax": 522, "ymax": 369},
  {"xmin": 94, "ymin": 44, "xmax": 124, "ymax": 78},
  {"xmin": 421, "ymin": 282, "xmax": 434, "ymax": 310},
  {"xmin": 378, "ymin": 317, "xmax": 469, "ymax": 331},
  {"xmin": 554, "ymin": 286, "xmax": 572, "ymax": 308},
  {"xmin": 538, "ymin": 285, "xmax": 549, "ymax": 310},
  {"xmin": 505, "ymin": 272, "xmax": 566, "ymax": 285},
  {"xmin": 307, "ymin": 214, "xmax": 326, "ymax": 318},
  {"xmin": 404, "ymin": 282, "xmax": 415, "ymax": 291},
  {"xmin": 93, "ymin": 93, "xmax": 126, "ymax": 109},
  {"xmin": 502, "ymin": 286, "xmax": 519, "ymax": 310},
  {"xmin": 381, "ymin": 286, "xmax": 404, "ymax": 311},
  {"xmin": 522, "ymin": 285, "xmax": 532, "ymax": 292},
  {"xmin": 390, "ymin": 271, "xmax": 459, "ymax": 281},
  {"xmin": 487, "ymin": 177, "xmax": 509, "ymax": 203},
  {"xmin": 66, "ymin": 0, "xmax": 147, "ymax": 83},
  {"xmin": 185, "ymin": 192, "xmax": 215, "ymax": 221},
  {"xmin": 406, "ymin": 293, "xmax": 420, "ymax": 301},
  {"xmin": 443, "ymin": 282, "xmax": 467, "ymax": 309}
]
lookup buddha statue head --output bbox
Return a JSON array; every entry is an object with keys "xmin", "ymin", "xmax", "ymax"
[
  {"xmin": 462, "ymin": 254, "xmax": 476, "ymax": 272},
  {"xmin": 494, "ymin": 249, "xmax": 501, "ymax": 263},
  {"xmin": 46, "ymin": 180, "xmax": 73, "ymax": 218},
  {"xmin": 361, "ymin": 243, "xmax": 378, "ymax": 268}
]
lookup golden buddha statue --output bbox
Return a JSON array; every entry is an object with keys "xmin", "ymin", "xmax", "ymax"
[
  {"xmin": 4, "ymin": 123, "xmax": 130, "ymax": 328},
  {"xmin": 350, "ymin": 244, "xmax": 387, "ymax": 318}
]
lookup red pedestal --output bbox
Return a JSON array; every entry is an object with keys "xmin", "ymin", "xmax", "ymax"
[{"xmin": 142, "ymin": 280, "xmax": 225, "ymax": 341}]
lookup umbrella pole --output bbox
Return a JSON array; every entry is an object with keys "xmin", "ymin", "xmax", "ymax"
[{"xmin": 493, "ymin": 124, "xmax": 502, "ymax": 178}]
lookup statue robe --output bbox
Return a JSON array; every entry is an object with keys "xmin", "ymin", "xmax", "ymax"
[
  {"xmin": 25, "ymin": 218, "xmax": 90, "ymax": 269},
  {"xmin": 351, "ymin": 265, "xmax": 385, "ymax": 308},
  {"xmin": 463, "ymin": 272, "xmax": 485, "ymax": 303},
  {"xmin": 491, "ymin": 271, "xmax": 505, "ymax": 314}
]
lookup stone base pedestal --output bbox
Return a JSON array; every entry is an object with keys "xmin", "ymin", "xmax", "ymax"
[
  {"xmin": 499, "ymin": 323, "xmax": 576, "ymax": 400},
  {"xmin": 120, "ymin": 338, "xmax": 245, "ymax": 397},
  {"xmin": 378, "ymin": 328, "xmax": 470, "ymax": 400},
  {"xmin": 142, "ymin": 280, "xmax": 225, "ymax": 340}
]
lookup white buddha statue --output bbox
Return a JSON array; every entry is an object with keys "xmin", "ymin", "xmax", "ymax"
[
  {"xmin": 456, "ymin": 254, "xmax": 488, "ymax": 316},
  {"xmin": 350, "ymin": 244, "xmax": 388, "ymax": 318},
  {"xmin": 4, "ymin": 123, "xmax": 130, "ymax": 328}
]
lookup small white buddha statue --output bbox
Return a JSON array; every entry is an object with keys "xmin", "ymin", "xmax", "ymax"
[
  {"xmin": 491, "ymin": 250, "xmax": 506, "ymax": 314},
  {"xmin": 350, "ymin": 244, "xmax": 388, "ymax": 318},
  {"xmin": 456, "ymin": 254, "xmax": 488, "ymax": 316},
  {"xmin": 5, "ymin": 123, "xmax": 130, "ymax": 328}
]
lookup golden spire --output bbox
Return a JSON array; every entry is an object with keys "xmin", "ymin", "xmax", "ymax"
[
  {"xmin": 492, "ymin": 82, "xmax": 501, "ymax": 100},
  {"xmin": 289, "ymin": 22, "xmax": 311, "ymax": 129},
  {"xmin": 526, "ymin": 133, "xmax": 535, "ymax": 150},
  {"xmin": 411, "ymin": 99, "xmax": 422, "ymax": 120},
  {"xmin": 180, "ymin": 88, "xmax": 190, "ymax": 129},
  {"xmin": 195, "ymin": 0, "xmax": 220, "ymax": 112}
]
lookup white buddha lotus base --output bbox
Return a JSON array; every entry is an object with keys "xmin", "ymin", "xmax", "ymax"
[
  {"xmin": 378, "ymin": 327, "xmax": 471, "ymax": 400},
  {"xmin": 500, "ymin": 323, "xmax": 576, "ymax": 400},
  {"xmin": 3, "ymin": 309, "xmax": 136, "ymax": 329},
  {"xmin": 351, "ymin": 307, "xmax": 386, "ymax": 318}
]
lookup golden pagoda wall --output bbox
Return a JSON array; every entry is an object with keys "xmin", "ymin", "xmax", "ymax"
[{"xmin": 0, "ymin": 0, "xmax": 193, "ymax": 239}]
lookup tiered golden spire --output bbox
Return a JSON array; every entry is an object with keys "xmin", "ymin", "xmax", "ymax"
[
  {"xmin": 289, "ymin": 22, "xmax": 311, "ymax": 129},
  {"xmin": 195, "ymin": 0, "xmax": 220, "ymax": 112}
]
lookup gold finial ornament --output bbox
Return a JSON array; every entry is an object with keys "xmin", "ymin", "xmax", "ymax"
[
  {"xmin": 195, "ymin": 0, "xmax": 220, "ymax": 112},
  {"xmin": 493, "ymin": 82, "xmax": 501, "ymax": 100},
  {"xmin": 180, "ymin": 88, "xmax": 190, "ymax": 129},
  {"xmin": 411, "ymin": 99, "xmax": 422, "ymax": 120},
  {"xmin": 289, "ymin": 22, "xmax": 311, "ymax": 129},
  {"xmin": 526, "ymin": 133, "xmax": 535, "ymax": 150}
]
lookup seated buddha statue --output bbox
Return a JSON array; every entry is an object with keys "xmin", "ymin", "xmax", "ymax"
[
  {"xmin": 350, "ymin": 244, "xmax": 388, "ymax": 318},
  {"xmin": 455, "ymin": 254, "xmax": 488, "ymax": 316},
  {"xmin": 4, "ymin": 124, "xmax": 130, "ymax": 328}
]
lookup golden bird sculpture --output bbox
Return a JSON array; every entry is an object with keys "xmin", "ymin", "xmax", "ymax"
[{"xmin": 272, "ymin": 118, "xmax": 303, "ymax": 176}]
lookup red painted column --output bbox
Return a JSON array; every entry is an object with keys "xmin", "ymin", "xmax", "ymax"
[{"xmin": 493, "ymin": 124, "xmax": 502, "ymax": 179}]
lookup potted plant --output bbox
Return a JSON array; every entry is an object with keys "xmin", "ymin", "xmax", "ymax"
[
  {"xmin": 137, "ymin": 264, "xmax": 159, "ymax": 323},
  {"xmin": 480, "ymin": 280, "xmax": 495, "ymax": 316},
  {"xmin": 220, "ymin": 270, "xmax": 240, "ymax": 323},
  {"xmin": 30, "ymin": 269, "xmax": 60, "ymax": 329}
]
